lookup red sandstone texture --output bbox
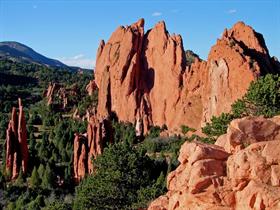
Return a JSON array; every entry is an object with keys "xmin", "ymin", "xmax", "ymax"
[
  {"xmin": 45, "ymin": 82, "xmax": 78, "ymax": 109},
  {"xmin": 94, "ymin": 19, "xmax": 279, "ymax": 134},
  {"xmin": 148, "ymin": 116, "xmax": 280, "ymax": 210},
  {"xmin": 73, "ymin": 112, "xmax": 112, "ymax": 181},
  {"xmin": 5, "ymin": 98, "xmax": 28, "ymax": 179},
  {"xmin": 73, "ymin": 19, "xmax": 280, "ymax": 180},
  {"xmin": 86, "ymin": 80, "xmax": 98, "ymax": 96}
]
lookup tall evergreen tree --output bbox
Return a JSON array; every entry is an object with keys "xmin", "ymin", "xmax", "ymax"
[
  {"xmin": 41, "ymin": 164, "xmax": 54, "ymax": 189},
  {"xmin": 30, "ymin": 166, "xmax": 40, "ymax": 188}
]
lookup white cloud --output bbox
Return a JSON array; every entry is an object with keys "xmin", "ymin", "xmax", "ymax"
[
  {"xmin": 152, "ymin": 12, "xmax": 162, "ymax": 17},
  {"xmin": 73, "ymin": 54, "xmax": 85, "ymax": 59},
  {"xmin": 227, "ymin": 9, "xmax": 237, "ymax": 14},
  {"xmin": 59, "ymin": 54, "xmax": 95, "ymax": 69}
]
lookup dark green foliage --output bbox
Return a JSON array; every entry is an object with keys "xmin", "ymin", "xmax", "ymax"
[
  {"xmin": 232, "ymin": 74, "xmax": 280, "ymax": 118},
  {"xmin": 43, "ymin": 202, "xmax": 72, "ymax": 210},
  {"xmin": 0, "ymin": 59, "xmax": 93, "ymax": 209},
  {"xmin": 202, "ymin": 113, "xmax": 234, "ymax": 139},
  {"xmin": 231, "ymin": 99, "xmax": 248, "ymax": 118},
  {"xmin": 147, "ymin": 126, "xmax": 161, "ymax": 138},
  {"xmin": 26, "ymin": 195, "xmax": 45, "ymax": 210},
  {"xmin": 0, "ymin": 113, "xmax": 9, "ymax": 139},
  {"xmin": 142, "ymin": 135, "xmax": 185, "ymax": 155},
  {"xmin": 15, "ymin": 169, "xmax": 25, "ymax": 187},
  {"xmin": 41, "ymin": 164, "xmax": 54, "ymax": 189},
  {"xmin": 244, "ymin": 74, "xmax": 280, "ymax": 117},
  {"xmin": 77, "ymin": 92, "xmax": 98, "ymax": 116},
  {"xmin": 185, "ymin": 50, "xmax": 201, "ymax": 66},
  {"xmin": 30, "ymin": 167, "xmax": 41, "ymax": 188},
  {"xmin": 202, "ymin": 74, "xmax": 280, "ymax": 140},
  {"xmin": 38, "ymin": 164, "xmax": 45, "ymax": 179},
  {"xmin": 181, "ymin": 125, "xmax": 196, "ymax": 135},
  {"xmin": 135, "ymin": 172, "xmax": 166, "ymax": 209},
  {"xmin": 74, "ymin": 141, "xmax": 167, "ymax": 210},
  {"xmin": 112, "ymin": 121, "xmax": 136, "ymax": 144}
]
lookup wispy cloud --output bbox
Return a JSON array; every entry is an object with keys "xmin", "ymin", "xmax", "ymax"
[
  {"xmin": 171, "ymin": 9, "xmax": 179, "ymax": 13},
  {"xmin": 152, "ymin": 12, "xmax": 162, "ymax": 17},
  {"xmin": 73, "ymin": 54, "xmax": 84, "ymax": 60},
  {"xmin": 59, "ymin": 54, "xmax": 95, "ymax": 69},
  {"xmin": 227, "ymin": 9, "xmax": 237, "ymax": 14},
  {"xmin": 32, "ymin": 5, "xmax": 37, "ymax": 9}
]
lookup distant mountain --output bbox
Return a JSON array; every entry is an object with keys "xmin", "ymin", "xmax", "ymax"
[{"xmin": 0, "ymin": 41, "xmax": 68, "ymax": 68}]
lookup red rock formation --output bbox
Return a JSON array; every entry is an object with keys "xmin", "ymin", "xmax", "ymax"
[
  {"xmin": 45, "ymin": 82, "xmax": 78, "ymax": 109},
  {"xmin": 86, "ymin": 80, "xmax": 98, "ymax": 96},
  {"xmin": 215, "ymin": 116, "xmax": 280, "ymax": 153},
  {"xmin": 5, "ymin": 98, "xmax": 28, "ymax": 179},
  {"xmin": 73, "ymin": 113, "xmax": 113, "ymax": 181},
  {"xmin": 45, "ymin": 82, "xmax": 61, "ymax": 105},
  {"xmin": 73, "ymin": 133, "xmax": 88, "ymax": 182},
  {"xmin": 94, "ymin": 19, "xmax": 279, "ymax": 133},
  {"xmin": 148, "ymin": 116, "xmax": 280, "ymax": 210}
]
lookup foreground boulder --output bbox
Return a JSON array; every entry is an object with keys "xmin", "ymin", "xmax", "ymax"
[
  {"xmin": 215, "ymin": 116, "xmax": 280, "ymax": 153},
  {"xmin": 94, "ymin": 19, "xmax": 279, "ymax": 133},
  {"xmin": 148, "ymin": 116, "xmax": 280, "ymax": 210},
  {"xmin": 5, "ymin": 98, "xmax": 28, "ymax": 179}
]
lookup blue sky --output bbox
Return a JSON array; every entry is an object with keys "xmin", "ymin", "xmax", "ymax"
[{"xmin": 0, "ymin": 0, "xmax": 279, "ymax": 69}]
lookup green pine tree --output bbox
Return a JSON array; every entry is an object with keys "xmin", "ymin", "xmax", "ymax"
[
  {"xmin": 41, "ymin": 164, "xmax": 54, "ymax": 189},
  {"xmin": 30, "ymin": 166, "xmax": 41, "ymax": 188},
  {"xmin": 37, "ymin": 164, "xmax": 45, "ymax": 179},
  {"xmin": 15, "ymin": 168, "xmax": 24, "ymax": 187}
]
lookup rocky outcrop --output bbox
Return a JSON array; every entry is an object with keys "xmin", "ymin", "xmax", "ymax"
[
  {"xmin": 73, "ymin": 113, "xmax": 112, "ymax": 181},
  {"xmin": 5, "ymin": 98, "xmax": 28, "ymax": 179},
  {"xmin": 45, "ymin": 82, "xmax": 78, "ymax": 109},
  {"xmin": 148, "ymin": 116, "xmax": 280, "ymax": 210},
  {"xmin": 45, "ymin": 82, "xmax": 61, "ymax": 106},
  {"xmin": 86, "ymin": 80, "xmax": 98, "ymax": 96},
  {"xmin": 215, "ymin": 116, "xmax": 280, "ymax": 153},
  {"xmin": 73, "ymin": 133, "xmax": 88, "ymax": 182},
  {"xmin": 94, "ymin": 19, "xmax": 279, "ymax": 134}
]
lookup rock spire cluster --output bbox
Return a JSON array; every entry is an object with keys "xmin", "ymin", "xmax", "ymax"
[{"xmin": 5, "ymin": 98, "xmax": 29, "ymax": 179}]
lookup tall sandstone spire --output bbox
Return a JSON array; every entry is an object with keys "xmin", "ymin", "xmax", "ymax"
[
  {"xmin": 5, "ymin": 98, "xmax": 29, "ymax": 179},
  {"xmin": 94, "ymin": 19, "xmax": 279, "ymax": 133},
  {"xmin": 75, "ymin": 19, "xmax": 279, "ymax": 181}
]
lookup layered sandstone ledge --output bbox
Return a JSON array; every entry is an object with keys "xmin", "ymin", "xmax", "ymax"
[{"xmin": 148, "ymin": 116, "xmax": 280, "ymax": 210}]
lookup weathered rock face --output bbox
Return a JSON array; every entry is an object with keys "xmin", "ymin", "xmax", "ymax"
[
  {"xmin": 73, "ymin": 133, "xmax": 88, "ymax": 182},
  {"xmin": 73, "ymin": 113, "xmax": 112, "ymax": 181},
  {"xmin": 95, "ymin": 18, "xmax": 145, "ymax": 122},
  {"xmin": 86, "ymin": 80, "xmax": 98, "ymax": 96},
  {"xmin": 45, "ymin": 82, "xmax": 61, "ymax": 106},
  {"xmin": 148, "ymin": 116, "xmax": 280, "ymax": 210},
  {"xmin": 5, "ymin": 98, "xmax": 28, "ymax": 179},
  {"xmin": 94, "ymin": 19, "xmax": 279, "ymax": 133},
  {"xmin": 215, "ymin": 116, "xmax": 280, "ymax": 153},
  {"xmin": 45, "ymin": 82, "xmax": 78, "ymax": 109}
]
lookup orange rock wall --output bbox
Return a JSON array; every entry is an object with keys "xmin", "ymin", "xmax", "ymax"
[{"xmin": 94, "ymin": 19, "xmax": 278, "ymax": 133}]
